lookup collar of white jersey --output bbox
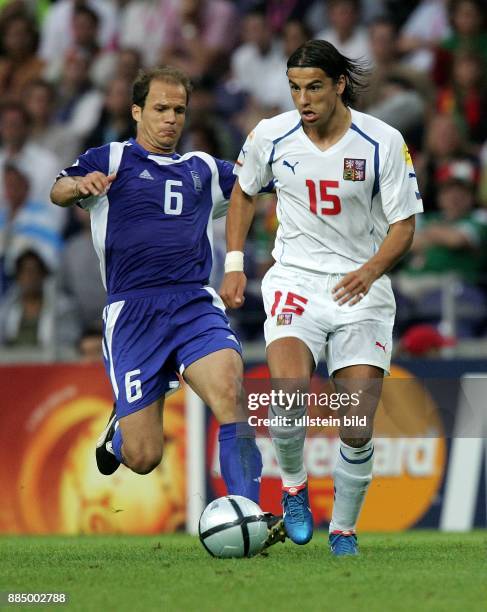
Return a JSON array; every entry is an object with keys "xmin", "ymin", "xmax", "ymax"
[{"xmin": 128, "ymin": 138, "xmax": 180, "ymax": 160}]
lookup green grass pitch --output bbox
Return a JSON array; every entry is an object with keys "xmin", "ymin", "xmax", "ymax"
[{"xmin": 1, "ymin": 531, "xmax": 486, "ymax": 612}]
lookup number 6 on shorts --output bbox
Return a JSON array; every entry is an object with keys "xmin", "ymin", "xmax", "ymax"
[{"xmin": 125, "ymin": 369, "xmax": 143, "ymax": 403}]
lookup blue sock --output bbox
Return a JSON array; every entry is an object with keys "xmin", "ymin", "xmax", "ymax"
[
  {"xmin": 111, "ymin": 426, "xmax": 124, "ymax": 464},
  {"xmin": 219, "ymin": 422, "xmax": 262, "ymax": 504}
]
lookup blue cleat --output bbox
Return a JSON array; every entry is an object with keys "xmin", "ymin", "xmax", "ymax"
[
  {"xmin": 282, "ymin": 485, "xmax": 313, "ymax": 545},
  {"xmin": 329, "ymin": 531, "xmax": 358, "ymax": 556}
]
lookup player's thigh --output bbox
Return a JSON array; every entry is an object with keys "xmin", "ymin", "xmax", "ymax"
[
  {"xmin": 326, "ymin": 317, "xmax": 393, "ymax": 378},
  {"xmin": 103, "ymin": 297, "xmax": 179, "ymax": 419},
  {"xmin": 183, "ymin": 348, "xmax": 245, "ymax": 423},
  {"xmin": 261, "ymin": 264, "xmax": 326, "ymax": 372},
  {"xmin": 118, "ymin": 397, "xmax": 165, "ymax": 465}
]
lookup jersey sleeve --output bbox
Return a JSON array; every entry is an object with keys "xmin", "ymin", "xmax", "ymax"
[
  {"xmin": 234, "ymin": 121, "xmax": 274, "ymax": 196},
  {"xmin": 55, "ymin": 145, "xmax": 110, "ymax": 210},
  {"xmin": 57, "ymin": 145, "xmax": 110, "ymax": 180},
  {"xmin": 211, "ymin": 158, "xmax": 236, "ymax": 219},
  {"xmin": 379, "ymin": 131, "xmax": 423, "ymax": 224},
  {"xmin": 211, "ymin": 157, "xmax": 274, "ymax": 219}
]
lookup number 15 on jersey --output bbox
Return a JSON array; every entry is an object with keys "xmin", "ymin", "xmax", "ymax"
[{"xmin": 305, "ymin": 179, "xmax": 341, "ymax": 216}]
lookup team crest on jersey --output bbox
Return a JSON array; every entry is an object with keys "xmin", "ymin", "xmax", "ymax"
[
  {"xmin": 343, "ymin": 158, "xmax": 366, "ymax": 181},
  {"xmin": 277, "ymin": 313, "xmax": 293, "ymax": 326},
  {"xmin": 191, "ymin": 170, "xmax": 202, "ymax": 192}
]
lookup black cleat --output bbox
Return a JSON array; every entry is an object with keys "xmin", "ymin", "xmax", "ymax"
[
  {"xmin": 262, "ymin": 512, "xmax": 286, "ymax": 550},
  {"xmin": 96, "ymin": 406, "xmax": 120, "ymax": 475}
]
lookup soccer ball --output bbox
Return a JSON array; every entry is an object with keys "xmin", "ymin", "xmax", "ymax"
[{"xmin": 198, "ymin": 495, "xmax": 268, "ymax": 558}]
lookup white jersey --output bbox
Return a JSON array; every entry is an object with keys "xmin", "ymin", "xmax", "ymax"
[{"xmin": 235, "ymin": 108, "xmax": 423, "ymax": 274}]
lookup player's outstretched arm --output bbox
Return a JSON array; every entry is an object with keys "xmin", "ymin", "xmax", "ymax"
[
  {"xmin": 333, "ymin": 216, "xmax": 416, "ymax": 306},
  {"xmin": 219, "ymin": 180, "xmax": 256, "ymax": 309},
  {"xmin": 50, "ymin": 172, "xmax": 116, "ymax": 207}
]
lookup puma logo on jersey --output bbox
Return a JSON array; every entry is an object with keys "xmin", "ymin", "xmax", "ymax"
[
  {"xmin": 139, "ymin": 169, "xmax": 154, "ymax": 180},
  {"xmin": 375, "ymin": 341, "xmax": 387, "ymax": 352},
  {"xmin": 283, "ymin": 160, "xmax": 299, "ymax": 174}
]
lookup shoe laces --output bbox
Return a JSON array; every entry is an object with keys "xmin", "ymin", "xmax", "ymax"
[
  {"xmin": 332, "ymin": 533, "xmax": 357, "ymax": 553},
  {"xmin": 285, "ymin": 490, "xmax": 307, "ymax": 522}
]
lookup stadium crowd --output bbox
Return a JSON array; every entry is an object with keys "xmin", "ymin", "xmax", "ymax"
[{"xmin": 0, "ymin": 0, "xmax": 486, "ymax": 359}]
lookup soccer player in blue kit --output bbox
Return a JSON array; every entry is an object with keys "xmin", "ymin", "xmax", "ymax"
[{"xmin": 50, "ymin": 67, "xmax": 280, "ymax": 538}]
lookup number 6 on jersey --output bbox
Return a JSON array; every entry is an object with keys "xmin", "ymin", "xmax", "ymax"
[{"xmin": 164, "ymin": 180, "xmax": 183, "ymax": 215}]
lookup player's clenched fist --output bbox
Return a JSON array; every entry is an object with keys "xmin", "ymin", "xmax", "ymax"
[
  {"xmin": 75, "ymin": 171, "xmax": 117, "ymax": 198},
  {"xmin": 220, "ymin": 271, "xmax": 247, "ymax": 309}
]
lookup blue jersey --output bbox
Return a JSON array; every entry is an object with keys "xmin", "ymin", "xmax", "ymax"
[{"xmin": 59, "ymin": 139, "xmax": 235, "ymax": 299}]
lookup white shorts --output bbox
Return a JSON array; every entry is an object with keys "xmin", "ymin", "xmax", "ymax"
[{"xmin": 261, "ymin": 264, "xmax": 396, "ymax": 375}]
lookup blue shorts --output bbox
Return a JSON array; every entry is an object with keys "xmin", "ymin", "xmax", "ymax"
[{"xmin": 101, "ymin": 284, "xmax": 242, "ymax": 418}]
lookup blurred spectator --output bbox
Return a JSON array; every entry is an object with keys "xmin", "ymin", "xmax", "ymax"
[
  {"xmin": 0, "ymin": 11, "xmax": 44, "ymax": 99},
  {"xmin": 282, "ymin": 20, "xmax": 312, "ymax": 58},
  {"xmin": 160, "ymin": 0, "xmax": 237, "ymax": 78},
  {"xmin": 118, "ymin": 0, "xmax": 172, "ymax": 68},
  {"xmin": 316, "ymin": 0, "xmax": 371, "ymax": 61},
  {"xmin": 415, "ymin": 114, "xmax": 477, "ymax": 211},
  {"xmin": 306, "ymin": 0, "xmax": 386, "ymax": 36},
  {"xmin": 0, "ymin": 1, "xmax": 51, "ymax": 23},
  {"xmin": 39, "ymin": 0, "xmax": 117, "ymax": 68},
  {"xmin": 59, "ymin": 206, "xmax": 106, "ymax": 329},
  {"xmin": 24, "ymin": 79, "xmax": 81, "ymax": 167},
  {"xmin": 398, "ymin": 0, "xmax": 450, "ymax": 71},
  {"xmin": 479, "ymin": 141, "xmax": 487, "ymax": 207},
  {"xmin": 361, "ymin": 18, "xmax": 434, "ymax": 109},
  {"xmin": 0, "ymin": 163, "xmax": 63, "ymax": 278},
  {"xmin": 434, "ymin": 0, "xmax": 487, "ymax": 86},
  {"xmin": 399, "ymin": 323, "xmax": 456, "ymax": 357},
  {"xmin": 113, "ymin": 47, "xmax": 142, "ymax": 84},
  {"xmin": 78, "ymin": 326, "xmax": 103, "ymax": 362},
  {"xmin": 231, "ymin": 6, "xmax": 292, "ymax": 112},
  {"xmin": 182, "ymin": 121, "xmax": 222, "ymax": 157},
  {"xmin": 361, "ymin": 18, "xmax": 432, "ymax": 143},
  {"xmin": 52, "ymin": 49, "xmax": 103, "ymax": 139},
  {"xmin": 0, "ymin": 101, "xmax": 63, "ymax": 209},
  {"xmin": 266, "ymin": 0, "xmax": 317, "ymax": 33},
  {"xmin": 180, "ymin": 76, "xmax": 242, "ymax": 160},
  {"xmin": 45, "ymin": 4, "xmax": 115, "ymax": 90},
  {"xmin": 367, "ymin": 76, "xmax": 426, "ymax": 142},
  {"xmin": 436, "ymin": 50, "xmax": 487, "ymax": 146},
  {"xmin": 402, "ymin": 175, "xmax": 487, "ymax": 284},
  {"xmin": 83, "ymin": 76, "xmax": 134, "ymax": 150},
  {"xmin": 0, "ymin": 249, "xmax": 80, "ymax": 349}
]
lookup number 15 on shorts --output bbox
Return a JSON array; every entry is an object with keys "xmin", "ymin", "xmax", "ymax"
[{"xmin": 125, "ymin": 370, "xmax": 142, "ymax": 403}]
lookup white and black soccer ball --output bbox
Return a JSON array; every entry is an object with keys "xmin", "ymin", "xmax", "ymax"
[{"xmin": 199, "ymin": 495, "xmax": 268, "ymax": 558}]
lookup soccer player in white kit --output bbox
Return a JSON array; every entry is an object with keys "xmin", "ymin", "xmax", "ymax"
[{"xmin": 220, "ymin": 40, "xmax": 423, "ymax": 556}]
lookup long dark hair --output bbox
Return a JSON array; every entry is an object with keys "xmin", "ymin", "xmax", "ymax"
[{"xmin": 287, "ymin": 40, "xmax": 369, "ymax": 106}]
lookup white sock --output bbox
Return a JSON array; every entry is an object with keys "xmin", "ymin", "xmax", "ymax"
[
  {"xmin": 268, "ymin": 405, "xmax": 307, "ymax": 489},
  {"xmin": 329, "ymin": 439, "xmax": 374, "ymax": 533}
]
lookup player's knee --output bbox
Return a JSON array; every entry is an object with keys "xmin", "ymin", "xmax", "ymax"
[
  {"xmin": 210, "ymin": 375, "xmax": 244, "ymax": 422},
  {"xmin": 124, "ymin": 443, "xmax": 162, "ymax": 474}
]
